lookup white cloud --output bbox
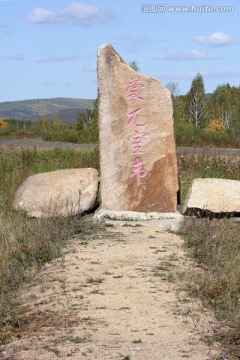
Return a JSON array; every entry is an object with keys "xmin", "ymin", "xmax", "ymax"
[
  {"xmin": 155, "ymin": 72, "xmax": 197, "ymax": 81},
  {"xmin": 116, "ymin": 34, "xmax": 148, "ymax": 44},
  {"xmin": 38, "ymin": 55, "xmax": 79, "ymax": 63},
  {"xmin": 164, "ymin": 49, "xmax": 220, "ymax": 60},
  {"xmin": 41, "ymin": 81, "xmax": 59, "ymax": 87},
  {"xmin": 28, "ymin": 8, "xmax": 55, "ymax": 24},
  {"xmin": 3, "ymin": 54, "xmax": 25, "ymax": 62},
  {"xmin": 65, "ymin": 82, "xmax": 75, "ymax": 87},
  {"xmin": 202, "ymin": 70, "xmax": 240, "ymax": 79},
  {"xmin": 155, "ymin": 69, "xmax": 240, "ymax": 82},
  {"xmin": 0, "ymin": 23, "xmax": 11, "ymax": 35},
  {"xmin": 193, "ymin": 32, "xmax": 233, "ymax": 47},
  {"xmin": 82, "ymin": 63, "xmax": 97, "ymax": 72},
  {"xmin": 156, "ymin": 37, "xmax": 167, "ymax": 43},
  {"xmin": 27, "ymin": 3, "xmax": 116, "ymax": 26},
  {"xmin": 115, "ymin": 34, "xmax": 149, "ymax": 54},
  {"xmin": 0, "ymin": 23, "xmax": 7, "ymax": 29}
]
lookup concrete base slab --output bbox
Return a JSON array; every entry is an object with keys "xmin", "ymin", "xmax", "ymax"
[{"xmin": 93, "ymin": 210, "xmax": 184, "ymax": 231}]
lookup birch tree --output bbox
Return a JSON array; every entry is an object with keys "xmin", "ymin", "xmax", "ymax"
[
  {"xmin": 187, "ymin": 73, "xmax": 207, "ymax": 128},
  {"xmin": 209, "ymin": 84, "xmax": 232, "ymax": 129}
]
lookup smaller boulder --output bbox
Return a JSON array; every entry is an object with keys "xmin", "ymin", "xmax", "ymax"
[
  {"xmin": 13, "ymin": 168, "xmax": 99, "ymax": 218},
  {"xmin": 183, "ymin": 178, "xmax": 240, "ymax": 216}
]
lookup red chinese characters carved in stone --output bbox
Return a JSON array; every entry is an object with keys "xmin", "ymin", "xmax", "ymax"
[
  {"xmin": 125, "ymin": 76, "xmax": 145, "ymax": 104},
  {"xmin": 130, "ymin": 158, "xmax": 148, "ymax": 186},
  {"xmin": 128, "ymin": 130, "xmax": 147, "ymax": 155},
  {"xmin": 127, "ymin": 108, "xmax": 146, "ymax": 127}
]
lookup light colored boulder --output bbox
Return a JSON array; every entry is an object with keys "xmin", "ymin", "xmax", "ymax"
[
  {"xmin": 97, "ymin": 43, "xmax": 179, "ymax": 212},
  {"xmin": 183, "ymin": 178, "xmax": 240, "ymax": 215},
  {"xmin": 13, "ymin": 168, "xmax": 99, "ymax": 217}
]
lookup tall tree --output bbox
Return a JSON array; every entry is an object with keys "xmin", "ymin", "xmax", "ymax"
[
  {"xmin": 173, "ymin": 95, "xmax": 187, "ymax": 123},
  {"xmin": 208, "ymin": 84, "xmax": 240, "ymax": 138},
  {"xmin": 209, "ymin": 83, "xmax": 233, "ymax": 129},
  {"xmin": 76, "ymin": 98, "xmax": 99, "ymax": 142},
  {"xmin": 186, "ymin": 73, "xmax": 207, "ymax": 128}
]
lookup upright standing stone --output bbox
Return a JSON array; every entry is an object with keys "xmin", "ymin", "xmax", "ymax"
[{"xmin": 97, "ymin": 43, "xmax": 179, "ymax": 212}]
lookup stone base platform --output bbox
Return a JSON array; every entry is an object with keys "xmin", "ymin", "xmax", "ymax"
[{"xmin": 93, "ymin": 210, "xmax": 184, "ymax": 232}]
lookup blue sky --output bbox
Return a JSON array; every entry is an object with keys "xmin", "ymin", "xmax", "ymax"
[{"xmin": 0, "ymin": 0, "xmax": 239, "ymax": 102}]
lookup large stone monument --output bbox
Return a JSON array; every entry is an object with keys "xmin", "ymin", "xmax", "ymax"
[{"xmin": 97, "ymin": 43, "xmax": 179, "ymax": 213}]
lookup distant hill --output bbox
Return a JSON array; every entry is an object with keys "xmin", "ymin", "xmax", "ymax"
[{"xmin": 0, "ymin": 97, "xmax": 95, "ymax": 123}]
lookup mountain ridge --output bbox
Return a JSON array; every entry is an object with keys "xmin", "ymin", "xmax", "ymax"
[{"xmin": 0, "ymin": 97, "xmax": 95, "ymax": 123}]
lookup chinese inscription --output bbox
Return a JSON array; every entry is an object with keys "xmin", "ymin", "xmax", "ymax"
[{"xmin": 125, "ymin": 75, "xmax": 148, "ymax": 185}]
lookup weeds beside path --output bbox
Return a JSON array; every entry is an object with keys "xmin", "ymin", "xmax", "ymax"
[{"xmin": 0, "ymin": 224, "xmax": 220, "ymax": 360}]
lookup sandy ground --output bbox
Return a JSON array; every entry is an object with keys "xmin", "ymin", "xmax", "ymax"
[{"xmin": 1, "ymin": 225, "xmax": 220, "ymax": 360}]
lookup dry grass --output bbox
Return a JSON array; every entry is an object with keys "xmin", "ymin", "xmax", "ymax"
[
  {"xmin": 0, "ymin": 147, "xmax": 99, "ymax": 346},
  {"xmin": 178, "ymin": 154, "xmax": 240, "ymax": 203},
  {"xmin": 179, "ymin": 218, "xmax": 240, "ymax": 359},
  {"xmin": 0, "ymin": 147, "xmax": 99, "ymax": 213},
  {"xmin": 178, "ymin": 153, "xmax": 240, "ymax": 358}
]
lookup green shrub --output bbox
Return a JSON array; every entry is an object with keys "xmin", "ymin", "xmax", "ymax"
[
  {"xmin": 42, "ymin": 129, "xmax": 80, "ymax": 143},
  {"xmin": 175, "ymin": 122, "xmax": 240, "ymax": 148},
  {"xmin": 41, "ymin": 121, "xmax": 99, "ymax": 144}
]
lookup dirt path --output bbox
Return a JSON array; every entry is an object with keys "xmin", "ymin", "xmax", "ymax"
[{"xmin": 1, "ymin": 226, "xmax": 220, "ymax": 360}]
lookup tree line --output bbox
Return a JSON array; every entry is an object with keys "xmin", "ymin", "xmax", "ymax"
[
  {"xmin": 167, "ymin": 74, "xmax": 240, "ymax": 147},
  {"xmin": 0, "ymin": 70, "xmax": 239, "ymax": 148}
]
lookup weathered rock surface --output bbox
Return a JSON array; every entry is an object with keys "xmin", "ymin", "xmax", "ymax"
[
  {"xmin": 183, "ymin": 178, "xmax": 240, "ymax": 215},
  {"xmin": 13, "ymin": 168, "xmax": 99, "ymax": 217},
  {"xmin": 94, "ymin": 209, "xmax": 184, "ymax": 231},
  {"xmin": 97, "ymin": 43, "xmax": 179, "ymax": 212}
]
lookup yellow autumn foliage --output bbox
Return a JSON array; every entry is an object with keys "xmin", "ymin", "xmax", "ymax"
[
  {"xmin": 206, "ymin": 118, "xmax": 226, "ymax": 133},
  {"xmin": 0, "ymin": 118, "xmax": 8, "ymax": 130}
]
